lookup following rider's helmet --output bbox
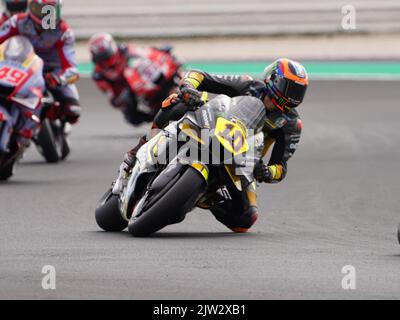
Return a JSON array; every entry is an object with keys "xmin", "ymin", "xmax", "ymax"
[
  {"xmin": 2, "ymin": 0, "xmax": 28, "ymax": 16},
  {"xmin": 88, "ymin": 33, "xmax": 120, "ymax": 69},
  {"xmin": 264, "ymin": 58, "xmax": 309, "ymax": 111},
  {"xmin": 28, "ymin": 0, "xmax": 62, "ymax": 27}
]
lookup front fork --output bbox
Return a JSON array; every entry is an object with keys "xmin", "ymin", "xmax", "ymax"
[{"xmin": 0, "ymin": 106, "xmax": 18, "ymax": 154}]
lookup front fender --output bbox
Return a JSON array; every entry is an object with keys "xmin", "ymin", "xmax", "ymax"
[
  {"xmin": 189, "ymin": 161, "xmax": 209, "ymax": 183},
  {"xmin": 149, "ymin": 161, "xmax": 187, "ymax": 194},
  {"xmin": 121, "ymin": 162, "xmax": 157, "ymax": 221}
]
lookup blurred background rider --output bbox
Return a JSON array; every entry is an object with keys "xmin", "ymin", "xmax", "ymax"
[
  {"xmin": 0, "ymin": 0, "xmax": 81, "ymax": 125},
  {"xmin": 89, "ymin": 32, "xmax": 182, "ymax": 126},
  {"xmin": 0, "ymin": 0, "xmax": 28, "ymax": 25}
]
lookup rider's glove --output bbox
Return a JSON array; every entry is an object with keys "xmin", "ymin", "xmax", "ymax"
[
  {"xmin": 248, "ymin": 82, "xmax": 267, "ymax": 99},
  {"xmin": 161, "ymin": 93, "xmax": 180, "ymax": 109},
  {"xmin": 179, "ymin": 85, "xmax": 207, "ymax": 109},
  {"xmin": 45, "ymin": 72, "xmax": 62, "ymax": 89},
  {"xmin": 254, "ymin": 160, "xmax": 273, "ymax": 183}
]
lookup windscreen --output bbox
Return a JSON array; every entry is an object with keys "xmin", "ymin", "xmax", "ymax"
[
  {"xmin": 2, "ymin": 36, "xmax": 34, "ymax": 64},
  {"xmin": 206, "ymin": 95, "xmax": 266, "ymax": 134}
]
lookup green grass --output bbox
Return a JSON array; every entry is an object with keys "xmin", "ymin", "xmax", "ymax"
[{"xmin": 78, "ymin": 61, "xmax": 400, "ymax": 79}]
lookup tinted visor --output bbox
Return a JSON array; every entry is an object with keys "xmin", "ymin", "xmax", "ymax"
[
  {"xmin": 275, "ymin": 77, "xmax": 307, "ymax": 106},
  {"xmin": 7, "ymin": 2, "xmax": 28, "ymax": 13},
  {"xmin": 93, "ymin": 52, "xmax": 117, "ymax": 67}
]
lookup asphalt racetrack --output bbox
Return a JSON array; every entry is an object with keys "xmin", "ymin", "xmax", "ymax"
[{"xmin": 0, "ymin": 79, "xmax": 399, "ymax": 299}]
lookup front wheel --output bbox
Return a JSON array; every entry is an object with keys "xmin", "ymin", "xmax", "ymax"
[
  {"xmin": 128, "ymin": 166, "xmax": 206, "ymax": 237},
  {"xmin": 0, "ymin": 159, "xmax": 16, "ymax": 180},
  {"xmin": 95, "ymin": 189, "xmax": 127, "ymax": 232}
]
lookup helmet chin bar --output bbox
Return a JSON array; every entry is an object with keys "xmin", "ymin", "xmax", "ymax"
[
  {"xmin": 265, "ymin": 84, "xmax": 286, "ymax": 112},
  {"xmin": 265, "ymin": 81, "xmax": 300, "ymax": 112}
]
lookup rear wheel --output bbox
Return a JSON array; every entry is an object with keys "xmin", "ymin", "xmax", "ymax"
[
  {"xmin": 128, "ymin": 166, "xmax": 206, "ymax": 237},
  {"xmin": 60, "ymin": 134, "xmax": 70, "ymax": 160},
  {"xmin": 36, "ymin": 119, "xmax": 60, "ymax": 163},
  {"xmin": 95, "ymin": 189, "xmax": 127, "ymax": 232}
]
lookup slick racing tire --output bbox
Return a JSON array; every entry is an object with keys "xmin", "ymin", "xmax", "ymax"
[
  {"xmin": 0, "ymin": 160, "xmax": 16, "ymax": 181},
  {"xmin": 128, "ymin": 166, "xmax": 205, "ymax": 237},
  {"xmin": 36, "ymin": 119, "xmax": 60, "ymax": 163},
  {"xmin": 61, "ymin": 135, "xmax": 70, "ymax": 161},
  {"xmin": 95, "ymin": 189, "xmax": 127, "ymax": 232}
]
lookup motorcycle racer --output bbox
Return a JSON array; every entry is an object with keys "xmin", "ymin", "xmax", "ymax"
[
  {"xmin": 0, "ymin": 0, "xmax": 28, "ymax": 26},
  {"xmin": 116, "ymin": 58, "xmax": 308, "ymax": 233},
  {"xmin": 0, "ymin": 36, "xmax": 45, "ymax": 149},
  {"xmin": 89, "ymin": 32, "xmax": 181, "ymax": 126},
  {"xmin": 0, "ymin": 0, "xmax": 81, "ymax": 125}
]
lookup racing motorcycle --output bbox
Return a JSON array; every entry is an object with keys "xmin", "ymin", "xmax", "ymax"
[
  {"xmin": 0, "ymin": 36, "xmax": 44, "ymax": 180},
  {"xmin": 33, "ymin": 65, "xmax": 71, "ymax": 163},
  {"xmin": 110, "ymin": 48, "xmax": 182, "ymax": 126},
  {"xmin": 34, "ymin": 88, "xmax": 70, "ymax": 163},
  {"xmin": 95, "ymin": 95, "xmax": 266, "ymax": 237}
]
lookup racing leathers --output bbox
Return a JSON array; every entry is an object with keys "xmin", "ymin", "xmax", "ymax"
[
  {"xmin": 0, "ymin": 13, "xmax": 81, "ymax": 124},
  {"xmin": 124, "ymin": 70, "xmax": 303, "ymax": 232},
  {"xmin": 92, "ymin": 44, "xmax": 180, "ymax": 125},
  {"xmin": 0, "ymin": 13, "xmax": 10, "ymax": 26}
]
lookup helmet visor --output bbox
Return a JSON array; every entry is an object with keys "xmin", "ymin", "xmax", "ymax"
[
  {"xmin": 6, "ymin": 2, "xmax": 28, "ymax": 14},
  {"xmin": 275, "ymin": 77, "xmax": 307, "ymax": 106},
  {"xmin": 93, "ymin": 51, "xmax": 117, "ymax": 66}
]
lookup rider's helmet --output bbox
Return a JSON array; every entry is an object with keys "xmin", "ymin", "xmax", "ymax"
[
  {"xmin": 88, "ymin": 33, "xmax": 121, "ymax": 69},
  {"xmin": 28, "ymin": 0, "xmax": 62, "ymax": 27},
  {"xmin": 264, "ymin": 58, "xmax": 309, "ymax": 111},
  {"xmin": 2, "ymin": 0, "xmax": 28, "ymax": 16}
]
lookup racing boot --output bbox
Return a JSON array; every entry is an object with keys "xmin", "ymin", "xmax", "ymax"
[{"xmin": 210, "ymin": 205, "xmax": 259, "ymax": 233}]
